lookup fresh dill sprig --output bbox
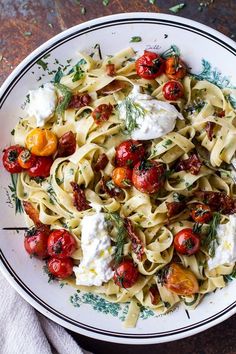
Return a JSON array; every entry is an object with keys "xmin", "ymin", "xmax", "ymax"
[
  {"xmin": 203, "ymin": 212, "xmax": 221, "ymax": 257},
  {"xmin": 55, "ymin": 83, "xmax": 72, "ymax": 115},
  {"xmin": 106, "ymin": 212, "xmax": 127, "ymax": 264},
  {"xmin": 119, "ymin": 97, "xmax": 145, "ymax": 134},
  {"xmin": 8, "ymin": 174, "xmax": 23, "ymax": 214}
]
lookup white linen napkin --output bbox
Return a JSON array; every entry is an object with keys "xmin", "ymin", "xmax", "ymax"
[{"xmin": 0, "ymin": 272, "xmax": 93, "ymax": 354}]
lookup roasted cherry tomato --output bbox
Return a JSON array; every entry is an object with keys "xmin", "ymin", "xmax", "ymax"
[
  {"xmin": 113, "ymin": 259, "xmax": 139, "ymax": 288},
  {"xmin": 132, "ymin": 160, "xmax": 166, "ymax": 194},
  {"xmin": 26, "ymin": 128, "xmax": 58, "ymax": 156},
  {"xmin": 115, "ymin": 140, "xmax": 146, "ymax": 168},
  {"xmin": 112, "ymin": 166, "xmax": 132, "ymax": 188},
  {"xmin": 135, "ymin": 51, "xmax": 165, "ymax": 80},
  {"xmin": 2, "ymin": 145, "xmax": 24, "ymax": 173},
  {"xmin": 162, "ymin": 80, "xmax": 184, "ymax": 101},
  {"xmin": 191, "ymin": 203, "xmax": 212, "ymax": 224},
  {"xmin": 164, "ymin": 263, "xmax": 199, "ymax": 295},
  {"xmin": 17, "ymin": 148, "xmax": 37, "ymax": 169},
  {"xmin": 27, "ymin": 156, "xmax": 53, "ymax": 178},
  {"xmin": 47, "ymin": 229, "xmax": 76, "ymax": 259},
  {"xmin": 47, "ymin": 257, "xmax": 74, "ymax": 279},
  {"xmin": 165, "ymin": 56, "xmax": 187, "ymax": 80},
  {"xmin": 174, "ymin": 228, "xmax": 200, "ymax": 256},
  {"xmin": 92, "ymin": 104, "xmax": 113, "ymax": 124},
  {"xmin": 24, "ymin": 227, "xmax": 49, "ymax": 259}
]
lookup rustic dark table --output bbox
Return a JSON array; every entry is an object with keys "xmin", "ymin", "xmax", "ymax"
[{"xmin": 1, "ymin": 1, "xmax": 236, "ymax": 353}]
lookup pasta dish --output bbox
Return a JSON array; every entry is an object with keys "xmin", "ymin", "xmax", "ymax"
[{"xmin": 3, "ymin": 45, "xmax": 236, "ymax": 327}]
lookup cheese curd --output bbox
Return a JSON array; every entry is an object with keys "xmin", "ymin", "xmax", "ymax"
[
  {"xmin": 27, "ymin": 83, "xmax": 57, "ymax": 127},
  {"xmin": 119, "ymin": 86, "xmax": 183, "ymax": 140},
  {"xmin": 208, "ymin": 214, "xmax": 236, "ymax": 270},
  {"xmin": 73, "ymin": 212, "xmax": 114, "ymax": 286}
]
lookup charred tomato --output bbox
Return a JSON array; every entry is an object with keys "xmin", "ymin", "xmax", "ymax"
[
  {"xmin": 113, "ymin": 259, "xmax": 139, "ymax": 288},
  {"xmin": 132, "ymin": 160, "xmax": 166, "ymax": 194},
  {"xmin": 47, "ymin": 229, "xmax": 76, "ymax": 259},
  {"xmin": 115, "ymin": 140, "xmax": 145, "ymax": 168},
  {"xmin": 136, "ymin": 51, "xmax": 165, "ymax": 80},
  {"xmin": 174, "ymin": 228, "xmax": 200, "ymax": 256}
]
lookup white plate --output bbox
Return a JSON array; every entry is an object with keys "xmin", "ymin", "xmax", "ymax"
[{"xmin": 1, "ymin": 12, "xmax": 236, "ymax": 345}]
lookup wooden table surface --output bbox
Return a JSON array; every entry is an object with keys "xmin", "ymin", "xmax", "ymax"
[{"xmin": 1, "ymin": 1, "xmax": 236, "ymax": 353}]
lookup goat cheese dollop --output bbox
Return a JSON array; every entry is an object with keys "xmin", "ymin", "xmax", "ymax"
[
  {"xmin": 119, "ymin": 86, "xmax": 183, "ymax": 140},
  {"xmin": 208, "ymin": 214, "xmax": 236, "ymax": 270},
  {"xmin": 27, "ymin": 83, "xmax": 57, "ymax": 127},
  {"xmin": 73, "ymin": 212, "xmax": 114, "ymax": 286}
]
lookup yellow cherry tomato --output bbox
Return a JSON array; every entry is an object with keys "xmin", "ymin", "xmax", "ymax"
[
  {"xmin": 164, "ymin": 263, "xmax": 199, "ymax": 296},
  {"xmin": 26, "ymin": 128, "xmax": 57, "ymax": 156}
]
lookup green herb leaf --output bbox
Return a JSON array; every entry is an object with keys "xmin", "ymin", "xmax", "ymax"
[
  {"xmin": 169, "ymin": 3, "xmax": 186, "ymax": 13},
  {"xmin": 130, "ymin": 36, "xmax": 142, "ymax": 43},
  {"xmin": 162, "ymin": 139, "xmax": 173, "ymax": 148},
  {"xmin": 119, "ymin": 97, "xmax": 145, "ymax": 134},
  {"xmin": 36, "ymin": 59, "xmax": 48, "ymax": 71},
  {"xmin": 149, "ymin": 0, "xmax": 156, "ymax": 3},
  {"xmin": 106, "ymin": 212, "xmax": 127, "ymax": 264},
  {"xmin": 103, "ymin": 0, "xmax": 109, "ymax": 5},
  {"xmin": 54, "ymin": 67, "xmax": 64, "ymax": 83},
  {"xmin": 23, "ymin": 31, "xmax": 32, "ymax": 37},
  {"xmin": 8, "ymin": 174, "xmax": 23, "ymax": 214},
  {"xmin": 81, "ymin": 6, "xmax": 86, "ymax": 14},
  {"xmin": 203, "ymin": 212, "xmax": 221, "ymax": 257},
  {"xmin": 55, "ymin": 83, "xmax": 72, "ymax": 115}
]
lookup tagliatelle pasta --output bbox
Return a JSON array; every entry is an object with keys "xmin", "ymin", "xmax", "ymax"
[{"xmin": 6, "ymin": 45, "xmax": 236, "ymax": 328}]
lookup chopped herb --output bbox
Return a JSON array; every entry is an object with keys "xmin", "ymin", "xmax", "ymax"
[
  {"xmin": 169, "ymin": 3, "xmax": 186, "ymax": 13},
  {"xmin": 36, "ymin": 59, "xmax": 48, "ymax": 71},
  {"xmin": 130, "ymin": 36, "xmax": 142, "ymax": 43},
  {"xmin": 149, "ymin": 0, "xmax": 156, "ymax": 3},
  {"xmin": 162, "ymin": 139, "xmax": 173, "ymax": 148},
  {"xmin": 54, "ymin": 67, "xmax": 64, "ymax": 83},
  {"xmin": 161, "ymin": 45, "xmax": 180, "ymax": 59},
  {"xmin": 11, "ymin": 129, "xmax": 15, "ymax": 136},
  {"xmin": 55, "ymin": 83, "xmax": 72, "ymax": 115},
  {"xmin": 48, "ymin": 23, "xmax": 53, "ymax": 28},
  {"xmin": 173, "ymin": 192, "xmax": 185, "ymax": 202},
  {"xmin": 106, "ymin": 212, "xmax": 127, "ymax": 264},
  {"xmin": 8, "ymin": 174, "xmax": 23, "ymax": 214},
  {"xmin": 103, "ymin": 0, "xmax": 109, "ymax": 5},
  {"xmin": 164, "ymin": 34, "xmax": 168, "ymax": 39},
  {"xmin": 119, "ymin": 97, "xmax": 145, "ymax": 134},
  {"xmin": 56, "ymin": 177, "xmax": 64, "ymax": 185},
  {"xmin": 23, "ymin": 31, "xmax": 32, "ymax": 37},
  {"xmin": 94, "ymin": 43, "xmax": 102, "ymax": 60},
  {"xmin": 203, "ymin": 212, "xmax": 221, "ymax": 257},
  {"xmin": 72, "ymin": 63, "xmax": 84, "ymax": 82},
  {"xmin": 193, "ymin": 223, "xmax": 202, "ymax": 234},
  {"xmin": 46, "ymin": 185, "xmax": 57, "ymax": 205}
]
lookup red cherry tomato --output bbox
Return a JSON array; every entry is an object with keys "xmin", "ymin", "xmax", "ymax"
[
  {"xmin": 47, "ymin": 229, "xmax": 76, "ymax": 259},
  {"xmin": 47, "ymin": 257, "xmax": 74, "ymax": 279},
  {"xmin": 18, "ymin": 148, "xmax": 37, "ymax": 169},
  {"xmin": 162, "ymin": 80, "xmax": 184, "ymax": 101},
  {"xmin": 92, "ymin": 104, "xmax": 113, "ymax": 124},
  {"xmin": 165, "ymin": 56, "xmax": 187, "ymax": 80},
  {"xmin": 174, "ymin": 228, "xmax": 200, "ymax": 256},
  {"xmin": 115, "ymin": 140, "xmax": 146, "ymax": 168},
  {"xmin": 113, "ymin": 259, "xmax": 139, "ymax": 288},
  {"xmin": 2, "ymin": 145, "xmax": 24, "ymax": 173},
  {"xmin": 132, "ymin": 160, "xmax": 166, "ymax": 194},
  {"xmin": 112, "ymin": 166, "xmax": 133, "ymax": 188},
  {"xmin": 24, "ymin": 227, "xmax": 49, "ymax": 259},
  {"xmin": 27, "ymin": 156, "xmax": 53, "ymax": 178},
  {"xmin": 136, "ymin": 51, "xmax": 165, "ymax": 79},
  {"xmin": 191, "ymin": 204, "xmax": 212, "ymax": 224}
]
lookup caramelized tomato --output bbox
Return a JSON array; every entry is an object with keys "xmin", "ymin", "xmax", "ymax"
[
  {"xmin": 191, "ymin": 203, "xmax": 212, "ymax": 224},
  {"xmin": 132, "ymin": 160, "xmax": 166, "ymax": 194},
  {"xmin": 115, "ymin": 140, "xmax": 146, "ymax": 168},
  {"xmin": 112, "ymin": 166, "xmax": 132, "ymax": 188},
  {"xmin": 162, "ymin": 80, "xmax": 184, "ymax": 101},
  {"xmin": 113, "ymin": 259, "xmax": 139, "ymax": 288},
  {"xmin": 174, "ymin": 228, "xmax": 200, "ymax": 256},
  {"xmin": 164, "ymin": 263, "xmax": 199, "ymax": 295},
  {"xmin": 136, "ymin": 51, "xmax": 165, "ymax": 79},
  {"xmin": 165, "ymin": 56, "xmax": 187, "ymax": 80},
  {"xmin": 47, "ymin": 229, "xmax": 76, "ymax": 259},
  {"xmin": 2, "ymin": 145, "xmax": 24, "ymax": 173}
]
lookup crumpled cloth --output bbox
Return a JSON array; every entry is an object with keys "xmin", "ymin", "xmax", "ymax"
[{"xmin": 0, "ymin": 272, "xmax": 93, "ymax": 354}]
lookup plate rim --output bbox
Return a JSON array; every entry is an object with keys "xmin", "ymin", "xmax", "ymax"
[{"xmin": 1, "ymin": 12, "xmax": 236, "ymax": 344}]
